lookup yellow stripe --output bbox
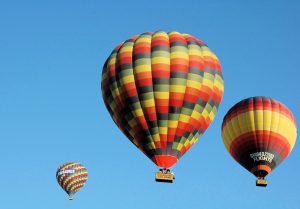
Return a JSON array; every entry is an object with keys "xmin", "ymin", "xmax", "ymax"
[
  {"xmin": 67, "ymin": 178, "xmax": 87, "ymax": 191},
  {"xmin": 151, "ymin": 57, "xmax": 170, "ymax": 64},
  {"xmin": 170, "ymin": 85, "xmax": 186, "ymax": 93},
  {"xmin": 202, "ymin": 109, "xmax": 209, "ymax": 118},
  {"xmin": 119, "ymin": 45, "xmax": 133, "ymax": 53},
  {"xmin": 190, "ymin": 110, "xmax": 201, "ymax": 120},
  {"xmin": 133, "ymin": 109, "xmax": 144, "ymax": 117},
  {"xmin": 121, "ymin": 75, "xmax": 134, "ymax": 84},
  {"xmin": 141, "ymin": 99, "xmax": 155, "ymax": 107},
  {"xmin": 202, "ymin": 79, "xmax": 214, "ymax": 88},
  {"xmin": 177, "ymin": 143, "xmax": 183, "ymax": 151},
  {"xmin": 71, "ymin": 183, "xmax": 84, "ymax": 192},
  {"xmin": 108, "ymin": 57, "xmax": 116, "ymax": 66},
  {"xmin": 169, "ymin": 31, "xmax": 180, "ymax": 36},
  {"xmin": 63, "ymin": 175, "xmax": 75, "ymax": 188},
  {"xmin": 190, "ymin": 136, "xmax": 198, "ymax": 144},
  {"xmin": 178, "ymin": 114, "xmax": 190, "ymax": 123},
  {"xmin": 186, "ymin": 79, "xmax": 202, "ymax": 90},
  {"xmin": 171, "ymin": 52, "xmax": 189, "ymax": 59},
  {"xmin": 208, "ymin": 110, "xmax": 216, "ymax": 121},
  {"xmin": 159, "ymin": 127, "xmax": 168, "ymax": 134},
  {"xmin": 188, "ymin": 49, "xmax": 202, "ymax": 56},
  {"xmin": 168, "ymin": 121, "xmax": 178, "ymax": 128},
  {"xmin": 152, "ymin": 133, "xmax": 160, "ymax": 142},
  {"xmin": 153, "ymin": 31, "xmax": 169, "ymax": 38},
  {"xmin": 201, "ymin": 50, "xmax": 217, "ymax": 59},
  {"xmin": 135, "ymin": 36, "xmax": 151, "ymax": 43},
  {"xmin": 214, "ymin": 79, "xmax": 224, "ymax": 91},
  {"xmin": 222, "ymin": 110, "xmax": 297, "ymax": 150},
  {"xmin": 134, "ymin": 65, "xmax": 151, "ymax": 73},
  {"xmin": 184, "ymin": 139, "xmax": 190, "ymax": 147},
  {"xmin": 154, "ymin": 92, "xmax": 169, "ymax": 99}
]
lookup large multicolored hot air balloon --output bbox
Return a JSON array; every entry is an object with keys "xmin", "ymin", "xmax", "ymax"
[
  {"xmin": 101, "ymin": 31, "xmax": 224, "ymax": 182},
  {"xmin": 56, "ymin": 162, "xmax": 88, "ymax": 200},
  {"xmin": 221, "ymin": 96, "xmax": 297, "ymax": 186}
]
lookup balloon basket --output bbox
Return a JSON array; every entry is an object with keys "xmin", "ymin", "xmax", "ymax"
[
  {"xmin": 155, "ymin": 168, "xmax": 175, "ymax": 183},
  {"xmin": 256, "ymin": 179, "xmax": 267, "ymax": 187}
]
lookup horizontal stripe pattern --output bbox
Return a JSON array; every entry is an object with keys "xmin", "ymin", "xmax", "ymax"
[
  {"xmin": 221, "ymin": 97, "xmax": 297, "ymax": 177},
  {"xmin": 102, "ymin": 31, "xmax": 224, "ymax": 168}
]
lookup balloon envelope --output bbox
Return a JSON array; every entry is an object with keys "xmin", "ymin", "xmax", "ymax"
[
  {"xmin": 56, "ymin": 162, "xmax": 88, "ymax": 199},
  {"xmin": 221, "ymin": 96, "xmax": 297, "ymax": 178},
  {"xmin": 102, "ymin": 31, "xmax": 224, "ymax": 168}
]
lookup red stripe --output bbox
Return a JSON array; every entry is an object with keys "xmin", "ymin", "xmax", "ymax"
[
  {"xmin": 133, "ymin": 45, "xmax": 151, "ymax": 54},
  {"xmin": 229, "ymin": 130, "xmax": 291, "ymax": 162},
  {"xmin": 151, "ymin": 36, "xmax": 169, "ymax": 47},
  {"xmin": 223, "ymin": 98, "xmax": 296, "ymax": 127}
]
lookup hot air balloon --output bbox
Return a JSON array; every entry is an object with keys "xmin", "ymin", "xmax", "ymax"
[
  {"xmin": 56, "ymin": 162, "xmax": 88, "ymax": 200},
  {"xmin": 101, "ymin": 31, "xmax": 224, "ymax": 182},
  {"xmin": 221, "ymin": 97, "xmax": 297, "ymax": 186}
]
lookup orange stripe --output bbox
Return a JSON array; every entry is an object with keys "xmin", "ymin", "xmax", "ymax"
[{"xmin": 251, "ymin": 165, "xmax": 272, "ymax": 174}]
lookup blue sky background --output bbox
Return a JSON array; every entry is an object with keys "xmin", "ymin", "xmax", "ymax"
[{"xmin": 1, "ymin": 0, "xmax": 299, "ymax": 208}]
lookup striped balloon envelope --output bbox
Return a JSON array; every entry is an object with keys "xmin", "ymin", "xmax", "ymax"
[
  {"xmin": 221, "ymin": 97, "xmax": 297, "ymax": 186},
  {"xmin": 101, "ymin": 31, "xmax": 224, "ymax": 173},
  {"xmin": 56, "ymin": 162, "xmax": 88, "ymax": 200}
]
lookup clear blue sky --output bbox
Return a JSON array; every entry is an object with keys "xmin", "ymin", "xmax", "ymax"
[{"xmin": 1, "ymin": 0, "xmax": 299, "ymax": 208}]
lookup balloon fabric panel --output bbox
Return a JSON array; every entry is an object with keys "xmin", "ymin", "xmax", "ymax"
[{"xmin": 102, "ymin": 31, "xmax": 224, "ymax": 168}]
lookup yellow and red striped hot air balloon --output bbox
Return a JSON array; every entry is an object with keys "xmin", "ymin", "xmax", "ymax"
[
  {"xmin": 221, "ymin": 97, "xmax": 297, "ymax": 186},
  {"xmin": 101, "ymin": 31, "xmax": 224, "ymax": 182},
  {"xmin": 56, "ymin": 162, "xmax": 88, "ymax": 200}
]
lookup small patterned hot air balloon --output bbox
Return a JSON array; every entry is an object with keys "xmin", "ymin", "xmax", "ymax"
[
  {"xmin": 56, "ymin": 162, "xmax": 88, "ymax": 200},
  {"xmin": 101, "ymin": 31, "xmax": 224, "ymax": 182},
  {"xmin": 221, "ymin": 96, "xmax": 297, "ymax": 186}
]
